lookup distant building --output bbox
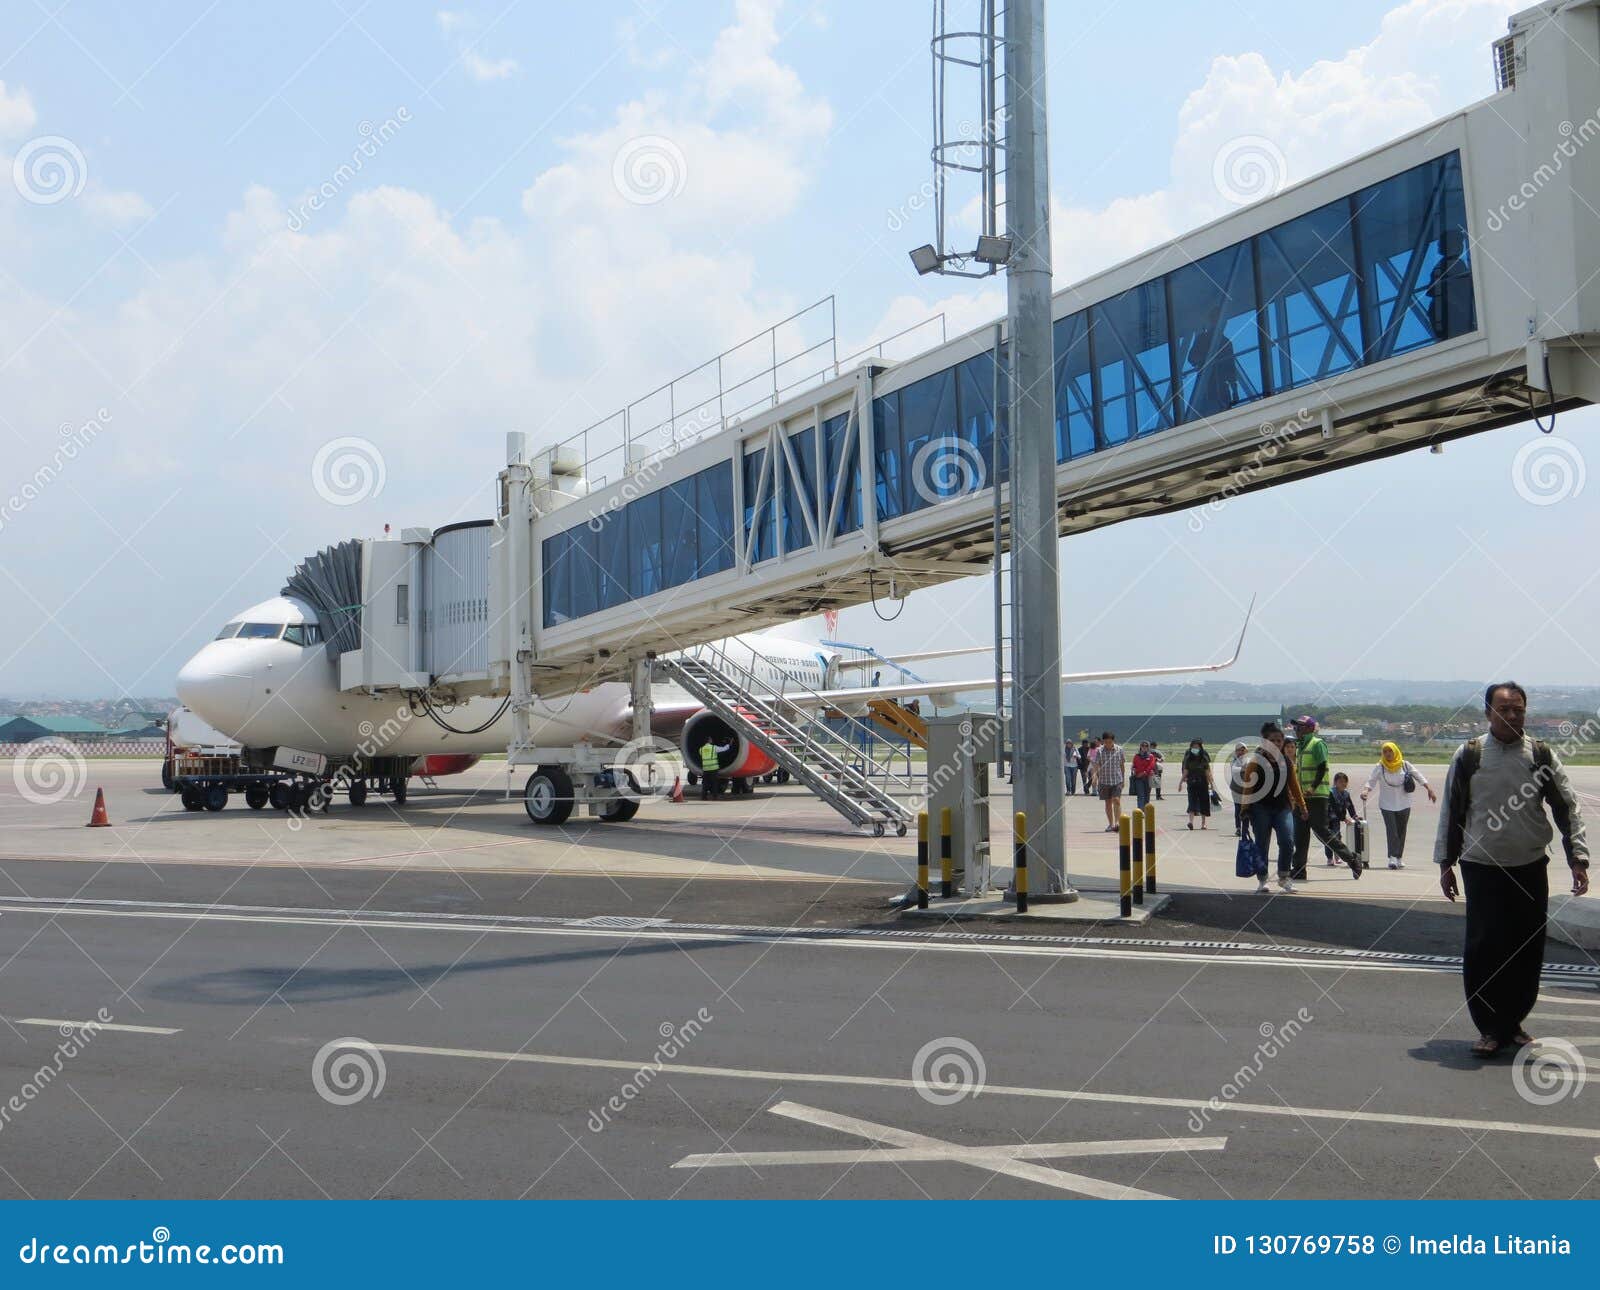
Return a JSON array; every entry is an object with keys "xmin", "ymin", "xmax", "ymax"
[
  {"xmin": 1062, "ymin": 701, "xmax": 1283, "ymax": 747},
  {"xmin": 0, "ymin": 714, "xmax": 110, "ymax": 742},
  {"xmin": 1320, "ymin": 727, "xmax": 1366, "ymax": 742}
]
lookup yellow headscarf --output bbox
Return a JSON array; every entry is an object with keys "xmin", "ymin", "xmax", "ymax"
[{"xmin": 1380, "ymin": 742, "xmax": 1403, "ymax": 771}]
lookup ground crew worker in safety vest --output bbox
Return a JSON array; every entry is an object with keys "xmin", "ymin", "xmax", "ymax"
[
  {"xmin": 1290, "ymin": 715, "xmax": 1363, "ymax": 879},
  {"xmin": 698, "ymin": 738, "xmax": 730, "ymax": 799}
]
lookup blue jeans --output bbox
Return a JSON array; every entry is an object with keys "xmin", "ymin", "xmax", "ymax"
[
  {"xmin": 1247, "ymin": 804, "xmax": 1296, "ymax": 877},
  {"xmin": 1064, "ymin": 766, "xmax": 1078, "ymax": 794},
  {"xmin": 1131, "ymin": 775, "xmax": 1151, "ymax": 809}
]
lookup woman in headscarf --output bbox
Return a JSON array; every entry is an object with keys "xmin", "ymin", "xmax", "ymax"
[
  {"xmin": 1180, "ymin": 739, "xmax": 1213, "ymax": 829},
  {"xmin": 1360, "ymin": 741, "xmax": 1438, "ymax": 869}
]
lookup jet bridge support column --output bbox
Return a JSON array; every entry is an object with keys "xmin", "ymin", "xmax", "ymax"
[{"xmin": 1004, "ymin": 0, "xmax": 1074, "ymax": 899}]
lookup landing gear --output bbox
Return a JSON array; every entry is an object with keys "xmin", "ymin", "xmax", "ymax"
[
  {"xmin": 348, "ymin": 779, "xmax": 367, "ymax": 808},
  {"xmin": 390, "ymin": 776, "xmax": 407, "ymax": 806},
  {"xmin": 244, "ymin": 785, "xmax": 269, "ymax": 810},
  {"xmin": 523, "ymin": 765, "xmax": 574, "ymax": 826}
]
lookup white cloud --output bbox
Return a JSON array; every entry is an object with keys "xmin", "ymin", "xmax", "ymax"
[
  {"xmin": 461, "ymin": 50, "xmax": 518, "ymax": 82},
  {"xmin": 438, "ymin": 8, "xmax": 519, "ymax": 82},
  {"xmin": 87, "ymin": 188, "xmax": 154, "ymax": 224},
  {"xmin": 0, "ymin": 80, "xmax": 35, "ymax": 136}
]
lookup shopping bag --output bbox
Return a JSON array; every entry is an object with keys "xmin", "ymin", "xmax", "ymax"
[{"xmin": 1235, "ymin": 831, "xmax": 1262, "ymax": 878}]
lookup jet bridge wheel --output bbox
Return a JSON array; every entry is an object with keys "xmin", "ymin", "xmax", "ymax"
[{"xmin": 523, "ymin": 766, "xmax": 574, "ymax": 826}]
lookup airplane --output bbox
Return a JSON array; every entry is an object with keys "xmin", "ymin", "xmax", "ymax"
[{"xmin": 175, "ymin": 591, "xmax": 1253, "ymax": 822}]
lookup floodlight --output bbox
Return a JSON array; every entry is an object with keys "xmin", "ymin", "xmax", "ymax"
[
  {"xmin": 974, "ymin": 234, "xmax": 1012, "ymax": 265},
  {"xmin": 909, "ymin": 244, "xmax": 941, "ymax": 276}
]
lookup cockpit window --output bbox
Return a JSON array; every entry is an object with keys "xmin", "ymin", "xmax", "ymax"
[
  {"xmin": 282, "ymin": 622, "xmax": 323, "ymax": 647},
  {"xmin": 235, "ymin": 622, "xmax": 285, "ymax": 640},
  {"xmin": 214, "ymin": 621, "xmax": 242, "ymax": 640}
]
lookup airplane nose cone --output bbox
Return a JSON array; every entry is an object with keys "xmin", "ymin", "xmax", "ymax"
[{"xmin": 175, "ymin": 645, "xmax": 255, "ymax": 736}]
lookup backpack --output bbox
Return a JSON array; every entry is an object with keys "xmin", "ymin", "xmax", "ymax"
[{"xmin": 1443, "ymin": 735, "xmax": 1574, "ymax": 864}]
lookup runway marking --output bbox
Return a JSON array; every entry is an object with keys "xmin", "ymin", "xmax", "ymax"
[
  {"xmin": 3, "ymin": 895, "xmax": 1595, "ymax": 980},
  {"xmin": 7, "ymin": 1017, "xmax": 180, "ymax": 1035},
  {"xmin": 365, "ymin": 1039, "xmax": 1600, "ymax": 1141},
  {"xmin": 1531, "ymin": 1013, "xmax": 1600, "ymax": 1024},
  {"xmin": 671, "ymin": 1101, "xmax": 1202, "ymax": 1199}
]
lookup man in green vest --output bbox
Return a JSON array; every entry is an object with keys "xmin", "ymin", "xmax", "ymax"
[
  {"xmin": 698, "ymin": 737, "xmax": 730, "ymax": 800},
  {"xmin": 1291, "ymin": 715, "xmax": 1362, "ymax": 879}
]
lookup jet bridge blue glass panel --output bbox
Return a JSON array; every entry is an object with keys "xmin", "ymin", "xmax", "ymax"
[
  {"xmin": 1170, "ymin": 242, "xmax": 1264, "ymax": 421},
  {"xmin": 538, "ymin": 152, "xmax": 1474, "ymax": 626},
  {"xmin": 1053, "ymin": 312, "xmax": 1096, "ymax": 460},
  {"xmin": 541, "ymin": 460, "xmax": 733, "ymax": 627},
  {"xmin": 822, "ymin": 411, "xmax": 861, "ymax": 536},
  {"xmin": 1093, "ymin": 280, "xmax": 1174, "ymax": 444},
  {"xmin": 782, "ymin": 426, "xmax": 816, "ymax": 554},
  {"xmin": 743, "ymin": 444, "xmax": 775, "ymax": 564}
]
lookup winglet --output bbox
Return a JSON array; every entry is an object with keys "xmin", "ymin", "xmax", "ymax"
[{"xmin": 1225, "ymin": 594, "xmax": 1255, "ymax": 669}]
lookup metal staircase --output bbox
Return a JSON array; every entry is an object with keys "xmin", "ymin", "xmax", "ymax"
[{"xmin": 655, "ymin": 642, "xmax": 917, "ymax": 836}]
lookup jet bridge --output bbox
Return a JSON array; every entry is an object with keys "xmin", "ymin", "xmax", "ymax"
[
  {"xmin": 482, "ymin": 0, "xmax": 1600, "ymax": 700},
  {"xmin": 334, "ymin": 0, "xmax": 1600, "ymax": 720}
]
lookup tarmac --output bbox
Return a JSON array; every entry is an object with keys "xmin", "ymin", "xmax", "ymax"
[{"xmin": 2, "ymin": 756, "xmax": 1598, "ymax": 1199}]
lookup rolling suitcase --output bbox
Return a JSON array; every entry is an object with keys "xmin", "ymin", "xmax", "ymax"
[{"xmin": 1351, "ymin": 814, "xmax": 1368, "ymax": 865}]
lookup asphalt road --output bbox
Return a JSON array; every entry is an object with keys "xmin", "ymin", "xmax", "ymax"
[{"xmin": 0, "ymin": 860, "xmax": 1596, "ymax": 1200}]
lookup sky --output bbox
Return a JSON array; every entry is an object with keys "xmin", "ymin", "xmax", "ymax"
[{"xmin": 0, "ymin": 0, "xmax": 1593, "ymax": 700}]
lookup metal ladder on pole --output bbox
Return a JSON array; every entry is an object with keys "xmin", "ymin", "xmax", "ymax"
[{"xmin": 655, "ymin": 643, "xmax": 917, "ymax": 837}]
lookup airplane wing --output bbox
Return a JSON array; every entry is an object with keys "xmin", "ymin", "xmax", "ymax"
[{"xmin": 794, "ymin": 597, "xmax": 1254, "ymax": 709}]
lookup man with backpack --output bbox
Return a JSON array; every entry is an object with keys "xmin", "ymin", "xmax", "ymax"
[
  {"xmin": 1290, "ymin": 715, "xmax": 1363, "ymax": 879},
  {"xmin": 1434, "ymin": 682, "xmax": 1589, "ymax": 1059}
]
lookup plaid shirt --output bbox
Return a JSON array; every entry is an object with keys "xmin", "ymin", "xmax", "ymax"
[{"xmin": 1096, "ymin": 744, "xmax": 1126, "ymax": 787}]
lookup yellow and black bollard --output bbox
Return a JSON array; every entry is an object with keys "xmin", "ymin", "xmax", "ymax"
[
  {"xmin": 1014, "ymin": 811, "xmax": 1029, "ymax": 914},
  {"xmin": 1119, "ymin": 813, "xmax": 1133, "ymax": 918},
  {"xmin": 1144, "ymin": 802, "xmax": 1157, "ymax": 895},
  {"xmin": 916, "ymin": 811, "xmax": 930, "ymax": 910},
  {"xmin": 939, "ymin": 806, "xmax": 954, "ymax": 900},
  {"xmin": 1131, "ymin": 808, "xmax": 1145, "ymax": 907}
]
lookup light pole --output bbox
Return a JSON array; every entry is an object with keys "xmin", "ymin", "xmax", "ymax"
[{"xmin": 1004, "ymin": 0, "xmax": 1073, "ymax": 898}]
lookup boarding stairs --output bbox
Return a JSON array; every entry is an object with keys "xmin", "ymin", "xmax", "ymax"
[{"xmin": 655, "ymin": 643, "xmax": 917, "ymax": 836}]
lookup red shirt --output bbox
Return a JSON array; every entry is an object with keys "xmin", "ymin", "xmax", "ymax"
[{"xmin": 1132, "ymin": 752, "xmax": 1156, "ymax": 777}]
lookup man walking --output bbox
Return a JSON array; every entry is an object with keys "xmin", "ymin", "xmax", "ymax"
[
  {"xmin": 1290, "ymin": 715, "xmax": 1363, "ymax": 879},
  {"xmin": 1096, "ymin": 731, "xmax": 1125, "ymax": 832},
  {"xmin": 1435, "ymin": 682, "xmax": 1588, "ymax": 1058}
]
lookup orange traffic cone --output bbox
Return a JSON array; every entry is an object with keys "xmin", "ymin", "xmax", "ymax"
[
  {"xmin": 85, "ymin": 788, "xmax": 111, "ymax": 827},
  {"xmin": 670, "ymin": 776, "xmax": 685, "ymax": 804}
]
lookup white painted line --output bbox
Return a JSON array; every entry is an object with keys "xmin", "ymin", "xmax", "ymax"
[
  {"xmin": 757, "ymin": 1101, "xmax": 1176, "ymax": 1199},
  {"xmin": 8, "ymin": 1017, "xmax": 180, "ymax": 1035},
  {"xmin": 0, "ymin": 899, "xmax": 1525, "ymax": 977},
  {"xmin": 1531, "ymin": 1013, "xmax": 1600, "ymax": 1024},
  {"xmin": 674, "ymin": 1134, "xmax": 1229, "ymax": 1169},
  {"xmin": 366, "ymin": 1040, "xmax": 1600, "ymax": 1141}
]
